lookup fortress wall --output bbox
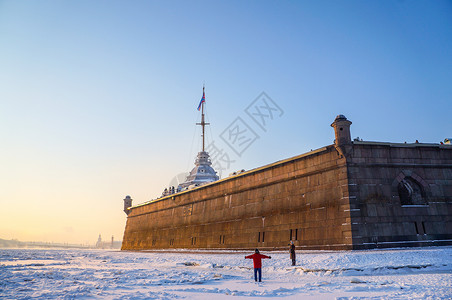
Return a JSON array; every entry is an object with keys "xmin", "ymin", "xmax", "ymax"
[
  {"xmin": 347, "ymin": 143, "xmax": 452, "ymax": 248},
  {"xmin": 121, "ymin": 113, "xmax": 452, "ymax": 251},
  {"xmin": 122, "ymin": 145, "xmax": 353, "ymax": 250}
]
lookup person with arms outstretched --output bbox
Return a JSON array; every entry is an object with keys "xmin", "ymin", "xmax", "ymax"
[{"xmin": 245, "ymin": 249, "xmax": 271, "ymax": 282}]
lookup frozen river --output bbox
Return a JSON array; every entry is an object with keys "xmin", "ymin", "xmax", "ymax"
[{"xmin": 1, "ymin": 246, "xmax": 451, "ymax": 299}]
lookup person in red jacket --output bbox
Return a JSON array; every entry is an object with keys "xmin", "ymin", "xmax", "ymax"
[{"xmin": 245, "ymin": 249, "xmax": 271, "ymax": 282}]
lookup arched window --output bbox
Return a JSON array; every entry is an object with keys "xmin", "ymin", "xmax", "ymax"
[{"xmin": 398, "ymin": 177, "xmax": 425, "ymax": 206}]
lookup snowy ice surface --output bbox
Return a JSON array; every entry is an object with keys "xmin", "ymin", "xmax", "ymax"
[{"xmin": 1, "ymin": 246, "xmax": 451, "ymax": 299}]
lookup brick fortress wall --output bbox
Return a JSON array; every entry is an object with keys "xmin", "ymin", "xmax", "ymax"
[
  {"xmin": 121, "ymin": 115, "xmax": 452, "ymax": 250},
  {"xmin": 121, "ymin": 145, "xmax": 354, "ymax": 250}
]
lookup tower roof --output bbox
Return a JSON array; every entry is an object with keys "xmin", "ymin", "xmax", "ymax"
[
  {"xmin": 334, "ymin": 114, "xmax": 347, "ymax": 121},
  {"xmin": 178, "ymin": 151, "xmax": 219, "ymax": 189}
]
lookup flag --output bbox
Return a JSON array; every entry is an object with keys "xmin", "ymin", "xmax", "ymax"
[{"xmin": 197, "ymin": 89, "xmax": 205, "ymax": 111}]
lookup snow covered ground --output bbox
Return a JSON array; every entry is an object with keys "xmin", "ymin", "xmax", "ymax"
[{"xmin": 1, "ymin": 247, "xmax": 451, "ymax": 299}]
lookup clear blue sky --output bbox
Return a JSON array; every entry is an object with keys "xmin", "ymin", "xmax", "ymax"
[{"xmin": 1, "ymin": 0, "xmax": 451, "ymax": 244}]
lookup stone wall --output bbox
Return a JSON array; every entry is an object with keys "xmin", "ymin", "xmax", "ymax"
[
  {"xmin": 121, "ymin": 114, "xmax": 452, "ymax": 251},
  {"xmin": 347, "ymin": 142, "xmax": 452, "ymax": 249},
  {"xmin": 121, "ymin": 145, "xmax": 353, "ymax": 250}
]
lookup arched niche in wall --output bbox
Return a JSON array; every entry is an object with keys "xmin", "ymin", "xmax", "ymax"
[{"xmin": 392, "ymin": 170, "xmax": 428, "ymax": 206}]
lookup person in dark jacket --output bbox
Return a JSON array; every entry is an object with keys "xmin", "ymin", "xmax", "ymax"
[
  {"xmin": 289, "ymin": 240, "xmax": 296, "ymax": 266},
  {"xmin": 245, "ymin": 249, "xmax": 271, "ymax": 282}
]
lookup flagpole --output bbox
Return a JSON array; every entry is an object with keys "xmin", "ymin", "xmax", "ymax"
[
  {"xmin": 196, "ymin": 85, "xmax": 209, "ymax": 153},
  {"xmin": 201, "ymin": 86, "xmax": 205, "ymax": 152}
]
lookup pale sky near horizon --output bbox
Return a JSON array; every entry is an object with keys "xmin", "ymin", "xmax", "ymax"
[{"xmin": 1, "ymin": 0, "xmax": 451, "ymax": 245}]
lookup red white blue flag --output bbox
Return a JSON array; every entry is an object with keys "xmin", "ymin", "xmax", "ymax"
[{"xmin": 197, "ymin": 89, "xmax": 205, "ymax": 111}]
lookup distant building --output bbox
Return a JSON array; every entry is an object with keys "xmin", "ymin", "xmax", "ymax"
[
  {"xmin": 96, "ymin": 234, "xmax": 102, "ymax": 248},
  {"xmin": 96, "ymin": 234, "xmax": 121, "ymax": 249}
]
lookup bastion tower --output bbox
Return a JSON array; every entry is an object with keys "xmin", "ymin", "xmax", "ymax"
[
  {"xmin": 331, "ymin": 114, "xmax": 352, "ymax": 146},
  {"xmin": 123, "ymin": 195, "xmax": 132, "ymax": 215}
]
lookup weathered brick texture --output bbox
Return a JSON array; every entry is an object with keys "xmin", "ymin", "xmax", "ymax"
[{"xmin": 122, "ymin": 146, "xmax": 353, "ymax": 250}]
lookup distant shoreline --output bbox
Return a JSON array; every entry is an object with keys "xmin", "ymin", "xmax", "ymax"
[{"xmin": 0, "ymin": 238, "xmax": 119, "ymax": 250}]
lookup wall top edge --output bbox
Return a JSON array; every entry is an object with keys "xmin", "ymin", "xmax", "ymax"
[
  {"xmin": 353, "ymin": 141, "xmax": 451, "ymax": 149},
  {"xmin": 131, "ymin": 145, "xmax": 334, "ymax": 209}
]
